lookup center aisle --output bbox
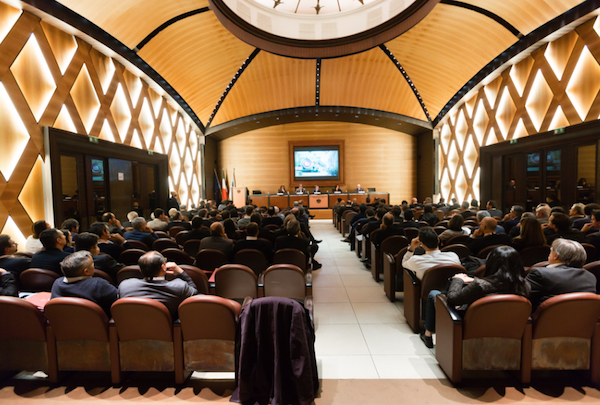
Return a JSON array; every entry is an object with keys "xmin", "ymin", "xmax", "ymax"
[{"xmin": 309, "ymin": 220, "xmax": 444, "ymax": 379}]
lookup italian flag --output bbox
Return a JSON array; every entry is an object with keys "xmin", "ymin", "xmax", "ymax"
[{"xmin": 222, "ymin": 169, "xmax": 228, "ymax": 201}]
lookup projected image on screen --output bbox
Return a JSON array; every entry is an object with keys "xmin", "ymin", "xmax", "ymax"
[{"xmin": 294, "ymin": 150, "xmax": 339, "ymax": 179}]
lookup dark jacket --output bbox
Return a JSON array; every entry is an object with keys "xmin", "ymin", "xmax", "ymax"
[
  {"xmin": 199, "ymin": 236, "xmax": 235, "ymax": 259},
  {"xmin": 92, "ymin": 254, "xmax": 124, "ymax": 280},
  {"xmin": 51, "ymin": 277, "xmax": 118, "ymax": 317},
  {"xmin": 0, "ymin": 272, "xmax": 18, "ymax": 297},
  {"xmin": 183, "ymin": 228, "xmax": 211, "ymax": 242},
  {"xmin": 371, "ymin": 227, "xmax": 405, "ymax": 248},
  {"xmin": 123, "ymin": 229, "xmax": 159, "ymax": 249},
  {"xmin": 233, "ymin": 238, "xmax": 273, "ymax": 262},
  {"xmin": 0, "ymin": 256, "xmax": 30, "ymax": 276},
  {"xmin": 30, "ymin": 248, "xmax": 70, "ymax": 275},
  {"xmin": 545, "ymin": 228, "xmax": 586, "ymax": 245},
  {"xmin": 465, "ymin": 233, "xmax": 511, "ymax": 256},
  {"xmin": 274, "ymin": 235, "xmax": 311, "ymax": 265}
]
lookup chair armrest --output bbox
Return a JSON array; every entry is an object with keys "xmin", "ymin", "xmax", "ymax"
[
  {"xmin": 305, "ymin": 271, "xmax": 312, "ymax": 286},
  {"xmin": 436, "ymin": 294, "xmax": 462, "ymax": 323},
  {"xmin": 435, "ymin": 294, "xmax": 463, "ymax": 383},
  {"xmin": 405, "ymin": 268, "xmax": 421, "ymax": 286},
  {"xmin": 386, "ymin": 253, "xmax": 395, "ymax": 265}
]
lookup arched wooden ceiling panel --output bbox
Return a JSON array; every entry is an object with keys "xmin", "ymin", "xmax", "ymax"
[
  {"xmin": 456, "ymin": 0, "xmax": 585, "ymax": 35},
  {"xmin": 386, "ymin": 4, "xmax": 517, "ymax": 118},
  {"xmin": 58, "ymin": 0, "xmax": 208, "ymax": 48},
  {"xmin": 138, "ymin": 13, "xmax": 255, "ymax": 124},
  {"xmin": 211, "ymin": 52, "xmax": 316, "ymax": 126},
  {"xmin": 320, "ymin": 48, "xmax": 427, "ymax": 121}
]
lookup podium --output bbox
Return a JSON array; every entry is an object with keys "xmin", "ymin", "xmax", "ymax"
[
  {"xmin": 232, "ymin": 187, "xmax": 247, "ymax": 207},
  {"xmin": 309, "ymin": 194, "xmax": 328, "ymax": 208}
]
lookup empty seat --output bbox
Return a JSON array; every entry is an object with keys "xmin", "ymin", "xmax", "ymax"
[
  {"xmin": 178, "ymin": 295, "xmax": 241, "ymax": 372},
  {"xmin": 263, "ymin": 264, "xmax": 307, "ymax": 301},
  {"xmin": 152, "ymin": 238, "xmax": 180, "ymax": 252},
  {"xmin": 234, "ymin": 249, "xmax": 269, "ymax": 276},
  {"xmin": 194, "ymin": 249, "xmax": 229, "ymax": 275},
  {"xmin": 175, "ymin": 231, "xmax": 189, "ymax": 246},
  {"xmin": 161, "ymin": 248, "xmax": 194, "ymax": 265},
  {"xmin": 20, "ymin": 268, "xmax": 60, "ymax": 292},
  {"xmin": 273, "ymin": 248, "xmax": 307, "ymax": 273},
  {"xmin": 214, "ymin": 264, "xmax": 258, "ymax": 300},
  {"xmin": 403, "ymin": 227, "xmax": 420, "ymax": 241},
  {"xmin": 373, "ymin": 235, "xmax": 409, "ymax": 282},
  {"xmin": 0, "ymin": 297, "xmax": 57, "ymax": 382},
  {"xmin": 118, "ymin": 249, "xmax": 147, "ymax": 266},
  {"xmin": 383, "ymin": 247, "xmax": 409, "ymax": 301},
  {"xmin": 154, "ymin": 231, "xmax": 169, "ymax": 239},
  {"xmin": 111, "ymin": 297, "xmax": 188, "ymax": 384},
  {"xmin": 168, "ymin": 226, "xmax": 186, "ymax": 238},
  {"xmin": 44, "ymin": 297, "xmax": 120, "ymax": 384},
  {"xmin": 446, "ymin": 235, "xmax": 470, "ymax": 246}
]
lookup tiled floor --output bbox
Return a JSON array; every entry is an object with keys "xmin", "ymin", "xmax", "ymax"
[{"xmin": 310, "ymin": 220, "xmax": 446, "ymax": 380}]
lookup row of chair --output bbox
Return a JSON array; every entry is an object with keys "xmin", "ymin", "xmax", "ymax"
[{"xmin": 436, "ymin": 292, "xmax": 600, "ymax": 385}]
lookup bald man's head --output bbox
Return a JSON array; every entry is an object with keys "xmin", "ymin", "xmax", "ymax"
[
  {"xmin": 210, "ymin": 221, "xmax": 225, "ymax": 237},
  {"xmin": 481, "ymin": 217, "xmax": 497, "ymax": 233}
]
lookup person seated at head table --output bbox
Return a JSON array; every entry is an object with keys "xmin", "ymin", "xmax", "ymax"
[
  {"xmin": 355, "ymin": 184, "xmax": 365, "ymax": 193},
  {"xmin": 296, "ymin": 184, "xmax": 307, "ymax": 194},
  {"xmin": 333, "ymin": 184, "xmax": 342, "ymax": 193},
  {"xmin": 277, "ymin": 185, "xmax": 288, "ymax": 194},
  {"xmin": 313, "ymin": 185, "xmax": 321, "ymax": 194}
]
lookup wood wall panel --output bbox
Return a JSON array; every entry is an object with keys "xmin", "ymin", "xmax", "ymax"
[
  {"xmin": 217, "ymin": 121, "xmax": 416, "ymax": 205},
  {"xmin": 58, "ymin": 0, "xmax": 208, "ymax": 48},
  {"xmin": 436, "ymin": 17, "xmax": 600, "ymax": 205},
  {"xmin": 457, "ymin": 0, "xmax": 584, "ymax": 35},
  {"xmin": 320, "ymin": 48, "xmax": 427, "ymax": 121},
  {"xmin": 0, "ymin": 9, "xmax": 203, "ymax": 242},
  {"xmin": 212, "ymin": 52, "xmax": 316, "ymax": 126},
  {"xmin": 386, "ymin": 4, "xmax": 518, "ymax": 119},
  {"xmin": 138, "ymin": 13, "xmax": 255, "ymax": 124}
]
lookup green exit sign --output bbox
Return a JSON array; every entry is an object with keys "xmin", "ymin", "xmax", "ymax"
[
  {"xmin": 509, "ymin": 139, "xmax": 518, "ymax": 144},
  {"xmin": 554, "ymin": 127, "xmax": 565, "ymax": 134},
  {"xmin": 88, "ymin": 136, "xmax": 99, "ymax": 144}
]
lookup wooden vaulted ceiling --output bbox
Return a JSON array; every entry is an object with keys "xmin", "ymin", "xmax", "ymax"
[{"xmin": 47, "ymin": 0, "xmax": 588, "ymax": 138}]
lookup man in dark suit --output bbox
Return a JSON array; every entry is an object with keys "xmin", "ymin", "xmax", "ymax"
[
  {"xmin": 199, "ymin": 222, "xmax": 235, "ymax": 259},
  {"xmin": 168, "ymin": 191, "xmax": 180, "ymax": 210},
  {"xmin": 0, "ymin": 235, "xmax": 30, "ymax": 277},
  {"xmin": 355, "ymin": 184, "xmax": 365, "ymax": 193},
  {"xmin": 526, "ymin": 238, "xmax": 596, "ymax": 311},
  {"xmin": 262, "ymin": 207, "xmax": 283, "ymax": 228},
  {"xmin": 123, "ymin": 217, "xmax": 160, "ymax": 249},
  {"xmin": 360, "ymin": 208, "xmax": 387, "ymax": 237},
  {"xmin": 501, "ymin": 205, "xmax": 524, "ymax": 235},
  {"xmin": 74, "ymin": 232, "xmax": 124, "ymax": 281},
  {"xmin": 274, "ymin": 219, "xmax": 321, "ymax": 270},
  {"xmin": 183, "ymin": 217, "xmax": 210, "ymax": 242},
  {"xmin": 396, "ymin": 209, "xmax": 420, "ymax": 230},
  {"xmin": 232, "ymin": 223, "xmax": 273, "ymax": 262},
  {"xmin": 584, "ymin": 210, "xmax": 600, "ymax": 254},
  {"xmin": 89, "ymin": 222, "xmax": 130, "ymax": 261},
  {"xmin": 166, "ymin": 211, "xmax": 192, "ymax": 231},
  {"xmin": 544, "ymin": 213, "xmax": 586, "ymax": 244},
  {"xmin": 486, "ymin": 200, "xmax": 503, "ymax": 218},
  {"xmin": 465, "ymin": 217, "xmax": 510, "ymax": 256},
  {"xmin": 30, "ymin": 228, "xmax": 70, "ymax": 274},
  {"xmin": 101, "ymin": 212, "xmax": 125, "ymax": 235}
]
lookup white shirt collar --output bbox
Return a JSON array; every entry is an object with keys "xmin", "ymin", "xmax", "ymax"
[
  {"xmin": 247, "ymin": 236, "xmax": 258, "ymax": 240},
  {"xmin": 64, "ymin": 275, "xmax": 92, "ymax": 283}
]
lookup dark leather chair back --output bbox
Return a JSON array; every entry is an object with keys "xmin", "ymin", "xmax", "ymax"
[
  {"xmin": 234, "ymin": 249, "xmax": 269, "ymax": 276},
  {"xmin": 183, "ymin": 239, "xmax": 203, "ymax": 257},
  {"xmin": 20, "ymin": 268, "xmax": 60, "ymax": 292},
  {"xmin": 446, "ymin": 235, "xmax": 470, "ymax": 246},
  {"xmin": 420, "ymin": 263, "xmax": 466, "ymax": 299},
  {"xmin": 214, "ymin": 264, "xmax": 258, "ymax": 299},
  {"xmin": 168, "ymin": 226, "xmax": 186, "ymax": 238},
  {"xmin": 154, "ymin": 231, "xmax": 169, "ymax": 239},
  {"xmin": 581, "ymin": 243, "xmax": 597, "ymax": 263},
  {"xmin": 264, "ymin": 224, "xmax": 280, "ymax": 231},
  {"xmin": 175, "ymin": 231, "xmax": 189, "ymax": 246},
  {"xmin": 152, "ymin": 238, "xmax": 179, "ymax": 252},
  {"xmin": 124, "ymin": 240, "xmax": 149, "ymax": 251},
  {"xmin": 476, "ymin": 244, "xmax": 506, "ymax": 259},
  {"xmin": 380, "ymin": 235, "xmax": 409, "ymax": 257},
  {"xmin": 94, "ymin": 269, "xmax": 115, "ymax": 285},
  {"xmin": 178, "ymin": 265, "xmax": 210, "ymax": 294},
  {"xmin": 584, "ymin": 260, "xmax": 600, "ymax": 292},
  {"xmin": 519, "ymin": 245, "xmax": 551, "ymax": 267},
  {"xmin": 433, "ymin": 226, "xmax": 447, "ymax": 235},
  {"xmin": 441, "ymin": 244, "xmax": 471, "ymax": 259},
  {"xmin": 161, "ymin": 248, "xmax": 194, "ymax": 265},
  {"xmin": 116, "ymin": 265, "xmax": 143, "ymax": 285},
  {"xmin": 273, "ymin": 248, "xmax": 307, "ymax": 273},
  {"xmin": 118, "ymin": 248, "xmax": 147, "ymax": 265},
  {"xmin": 263, "ymin": 264, "xmax": 306, "ymax": 300},
  {"xmin": 194, "ymin": 249, "xmax": 229, "ymax": 273},
  {"xmin": 435, "ymin": 220, "xmax": 449, "ymax": 228},
  {"xmin": 403, "ymin": 227, "xmax": 419, "ymax": 241}
]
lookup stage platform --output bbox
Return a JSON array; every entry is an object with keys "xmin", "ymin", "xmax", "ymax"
[{"xmin": 311, "ymin": 209, "xmax": 332, "ymax": 220}]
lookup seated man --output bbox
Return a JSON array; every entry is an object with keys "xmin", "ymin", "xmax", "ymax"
[
  {"xmin": 501, "ymin": 205, "xmax": 524, "ymax": 234},
  {"xmin": 232, "ymin": 222, "xmax": 273, "ymax": 262},
  {"xmin": 199, "ymin": 222, "xmax": 235, "ymax": 259},
  {"xmin": 122, "ymin": 211, "xmax": 138, "ymax": 229},
  {"xmin": 526, "ymin": 238, "xmax": 596, "ymax": 311},
  {"xmin": 355, "ymin": 184, "xmax": 365, "ymax": 193},
  {"xmin": 402, "ymin": 227, "xmax": 461, "ymax": 348},
  {"xmin": 0, "ymin": 268, "xmax": 18, "ymax": 296},
  {"xmin": 147, "ymin": 208, "xmax": 169, "ymax": 231},
  {"xmin": 60, "ymin": 218, "xmax": 80, "ymax": 240},
  {"xmin": 274, "ymin": 219, "xmax": 320, "ymax": 270},
  {"xmin": 262, "ymin": 207, "xmax": 283, "ymax": 228},
  {"xmin": 296, "ymin": 184, "xmax": 307, "ymax": 194},
  {"xmin": 74, "ymin": 232, "xmax": 124, "ymax": 280},
  {"xmin": 421, "ymin": 205, "xmax": 438, "ymax": 227},
  {"xmin": 30, "ymin": 228, "xmax": 70, "ymax": 274},
  {"xmin": 0, "ymin": 235, "xmax": 31, "ymax": 277},
  {"xmin": 409, "ymin": 197, "xmax": 422, "ymax": 209},
  {"xmin": 465, "ymin": 217, "xmax": 510, "ymax": 256},
  {"xmin": 486, "ymin": 200, "xmax": 503, "ymax": 218},
  {"xmin": 183, "ymin": 216, "xmax": 211, "ymax": 242},
  {"xmin": 118, "ymin": 251, "xmax": 198, "ymax": 319},
  {"xmin": 237, "ymin": 206, "xmax": 254, "ymax": 228},
  {"xmin": 544, "ymin": 213, "xmax": 586, "ymax": 244},
  {"xmin": 102, "ymin": 212, "xmax": 125, "ymax": 235},
  {"xmin": 396, "ymin": 209, "xmax": 420, "ymax": 230},
  {"xmin": 89, "ymin": 222, "xmax": 129, "ymax": 261},
  {"xmin": 166, "ymin": 211, "xmax": 192, "ymax": 231},
  {"xmin": 360, "ymin": 208, "xmax": 387, "ymax": 238},
  {"xmin": 459, "ymin": 201, "xmax": 476, "ymax": 219},
  {"xmin": 536, "ymin": 205, "xmax": 551, "ymax": 224},
  {"xmin": 51, "ymin": 251, "xmax": 118, "ymax": 317},
  {"xmin": 123, "ymin": 217, "xmax": 159, "ymax": 249}
]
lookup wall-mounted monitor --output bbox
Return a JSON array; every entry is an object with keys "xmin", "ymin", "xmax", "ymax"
[{"xmin": 290, "ymin": 141, "xmax": 344, "ymax": 186}]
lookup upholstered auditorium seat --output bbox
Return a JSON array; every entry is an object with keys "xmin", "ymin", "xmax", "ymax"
[
  {"xmin": 234, "ymin": 249, "xmax": 268, "ymax": 276},
  {"xmin": 178, "ymin": 295, "xmax": 241, "ymax": 372},
  {"xmin": 168, "ymin": 226, "xmax": 186, "ymax": 238},
  {"xmin": 116, "ymin": 265, "xmax": 143, "ymax": 285},
  {"xmin": 445, "ymin": 235, "xmax": 470, "ymax": 246},
  {"xmin": 161, "ymin": 248, "xmax": 194, "ymax": 265},
  {"xmin": 183, "ymin": 239, "xmax": 203, "ymax": 258},
  {"xmin": 194, "ymin": 249, "xmax": 229, "ymax": 275},
  {"xmin": 519, "ymin": 245, "xmax": 551, "ymax": 267},
  {"xmin": 152, "ymin": 238, "xmax": 180, "ymax": 252},
  {"xmin": 372, "ymin": 235, "xmax": 408, "ymax": 282},
  {"xmin": 94, "ymin": 269, "xmax": 115, "ymax": 285},
  {"xmin": 342, "ymin": 210, "xmax": 355, "ymax": 237},
  {"xmin": 214, "ymin": 264, "xmax": 258, "ymax": 300},
  {"xmin": 175, "ymin": 231, "xmax": 189, "ymax": 246},
  {"xmin": 44, "ymin": 297, "xmax": 120, "ymax": 384},
  {"xmin": 383, "ymin": 247, "xmax": 409, "ymax": 301},
  {"xmin": 273, "ymin": 248, "xmax": 307, "ymax": 273},
  {"xmin": 582, "ymin": 243, "xmax": 597, "ymax": 264},
  {"xmin": 441, "ymin": 244, "xmax": 471, "ymax": 259},
  {"xmin": 111, "ymin": 297, "xmax": 188, "ymax": 384},
  {"xmin": 118, "ymin": 249, "xmax": 147, "ymax": 265},
  {"xmin": 476, "ymin": 244, "xmax": 505, "ymax": 259},
  {"xmin": 435, "ymin": 294, "xmax": 532, "ymax": 384},
  {"xmin": 178, "ymin": 265, "xmax": 209, "ymax": 294},
  {"xmin": 263, "ymin": 264, "xmax": 309, "ymax": 301},
  {"xmin": 404, "ymin": 263, "xmax": 466, "ymax": 332},
  {"xmin": 20, "ymin": 268, "xmax": 60, "ymax": 292},
  {"xmin": 124, "ymin": 240, "xmax": 149, "ymax": 251},
  {"xmin": 583, "ymin": 260, "xmax": 600, "ymax": 292}
]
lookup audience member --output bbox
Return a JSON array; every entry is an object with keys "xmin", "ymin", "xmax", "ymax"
[
  {"xmin": 526, "ymin": 239, "xmax": 596, "ymax": 311},
  {"xmin": 372, "ymin": 214, "xmax": 403, "ymax": 248},
  {"xmin": 223, "ymin": 219, "xmax": 238, "ymax": 240},
  {"xmin": 274, "ymin": 219, "xmax": 319, "ymax": 270},
  {"xmin": 409, "ymin": 197, "xmax": 422, "ymax": 209},
  {"xmin": 573, "ymin": 203, "xmax": 600, "ymax": 230},
  {"xmin": 60, "ymin": 218, "xmax": 80, "ymax": 239},
  {"xmin": 420, "ymin": 246, "xmax": 530, "ymax": 348},
  {"xmin": 545, "ymin": 213, "xmax": 586, "ymax": 244},
  {"xmin": 199, "ymin": 222, "xmax": 235, "ymax": 258},
  {"xmin": 102, "ymin": 212, "xmax": 125, "ymax": 235},
  {"xmin": 360, "ymin": 208, "xmax": 387, "ymax": 237},
  {"xmin": 396, "ymin": 209, "xmax": 420, "ymax": 231},
  {"xmin": 465, "ymin": 217, "xmax": 510, "ymax": 256},
  {"xmin": 238, "ymin": 206, "xmax": 254, "ymax": 228},
  {"xmin": 263, "ymin": 207, "xmax": 284, "ymax": 227},
  {"xmin": 61, "ymin": 229, "xmax": 74, "ymax": 253},
  {"xmin": 469, "ymin": 199, "xmax": 479, "ymax": 211},
  {"xmin": 123, "ymin": 217, "xmax": 159, "ymax": 249},
  {"xmin": 30, "ymin": 228, "xmax": 70, "ymax": 274},
  {"xmin": 89, "ymin": 222, "xmax": 128, "ymax": 261},
  {"xmin": 147, "ymin": 208, "xmax": 169, "ymax": 230},
  {"xmin": 536, "ymin": 205, "xmax": 551, "ymax": 224},
  {"xmin": 402, "ymin": 227, "xmax": 461, "ymax": 281},
  {"xmin": 183, "ymin": 217, "xmax": 211, "ymax": 242},
  {"xmin": 584, "ymin": 209, "xmax": 600, "ymax": 256},
  {"xmin": 118, "ymin": 251, "xmax": 197, "ymax": 319},
  {"xmin": 501, "ymin": 205, "xmax": 524, "ymax": 234},
  {"xmin": 122, "ymin": 211, "xmax": 138, "ymax": 229},
  {"xmin": 51, "ymin": 251, "xmax": 118, "ymax": 316},
  {"xmin": 232, "ymin": 222, "xmax": 273, "ymax": 262},
  {"xmin": 569, "ymin": 203, "xmax": 586, "ymax": 221},
  {"xmin": 486, "ymin": 200, "xmax": 503, "ymax": 218},
  {"xmin": 166, "ymin": 211, "xmax": 192, "ymax": 231},
  {"xmin": 0, "ymin": 235, "xmax": 31, "ymax": 277},
  {"xmin": 438, "ymin": 214, "xmax": 469, "ymax": 246},
  {"xmin": 74, "ymin": 232, "xmax": 124, "ymax": 280},
  {"xmin": 511, "ymin": 217, "xmax": 547, "ymax": 251},
  {"xmin": 0, "ymin": 268, "xmax": 18, "ymax": 296},
  {"xmin": 168, "ymin": 191, "xmax": 180, "ymax": 210},
  {"xmin": 421, "ymin": 205, "xmax": 438, "ymax": 227},
  {"xmin": 448, "ymin": 197, "xmax": 460, "ymax": 211},
  {"xmin": 459, "ymin": 201, "xmax": 476, "ymax": 219},
  {"xmin": 25, "ymin": 220, "xmax": 49, "ymax": 253}
]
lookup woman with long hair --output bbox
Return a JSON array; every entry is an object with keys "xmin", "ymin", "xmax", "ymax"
[
  {"xmin": 511, "ymin": 217, "xmax": 547, "ymax": 251},
  {"xmin": 420, "ymin": 246, "xmax": 530, "ymax": 348},
  {"xmin": 438, "ymin": 214, "xmax": 470, "ymax": 246}
]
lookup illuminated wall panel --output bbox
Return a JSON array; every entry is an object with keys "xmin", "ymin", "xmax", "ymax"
[
  {"xmin": 436, "ymin": 17, "xmax": 600, "ymax": 205},
  {"xmin": 0, "ymin": 10, "xmax": 203, "ymax": 242}
]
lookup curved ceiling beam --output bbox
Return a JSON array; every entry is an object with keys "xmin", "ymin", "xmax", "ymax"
[
  {"xmin": 205, "ymin": 105, "xmax": 432, "ymax": 140},
  {"xmin": 135, "ymin": 8, "xmax": 211, "ymax": 51},
  {"xmin": 206, "ymin": 48, "xmax": 261, "ymax": 128},
  {"xmin": 433, "ymin": 0, "xmax": 600, "ymax": 127},
  {"xmin": 379, "ymin": 44, "xmax": 431, "ymax": 123},
  {"xmin": 21, "ymin": 0, "xmax": 206, "ymax": 133},
  {"xmin": 440, "ymin": 0, "xmax": 522, "ymax": 38}
]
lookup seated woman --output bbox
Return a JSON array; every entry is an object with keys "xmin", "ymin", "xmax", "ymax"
[
  {"xmin": 223, "ymin": 218, "xmax": 239, "ymax": 240},
  {"xmin": 25, "ymin": 220, "xmax": 50, "ymax": 254},
  {"xmin": 511, "ymin": 217, "xmax": 547, "ymax": 251},
  {"xmin": 277, "ymin": 185, "xmax": 288, "ymax": 194},
  {"xmin": 333, "ymin": 184, "xmax": 341, "ymax": 193},
  {"xmin": 420, "ymin": 245, "xmax": 530, "ymax": 348},
  {"xmin": 438, "ymin": 214, "xmax": 470, "ymax": 246}
]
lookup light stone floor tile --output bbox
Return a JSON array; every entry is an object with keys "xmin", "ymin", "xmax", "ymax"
[
  {"xmin": 360, "ymin": 323, "xmax": 431, "ymax": 355},
  {"xmin": 345, "ymin": 286, "xmax": 391, "ymax": 303},
  {"xmin": 314, "ymin": 302, "xmax": 358, "ymax": 325},
  {"xmin": 311, "ymin": 274, "xmax": 345, "ymax": 287},
  {"xmin": 313, "ymin": 286, "xmax": 350, "ymax": 303},
  {"xmin": 341, "ymin": 274, "xmax": 378, "ymax": 287},
  {"xmin": 317, "ymin": 356, "xmax": 380, "ymax": 379},
  {"xmin": 352, "ymin": 302, "xmax": 406, "ymax": 324},
  {"xmin": 371, "ymin": 355, "xmax": 446, "ymax": 379},
  {"xmin": 315, "ymin": 324, "xmax": 371, "ymax": 356}
]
